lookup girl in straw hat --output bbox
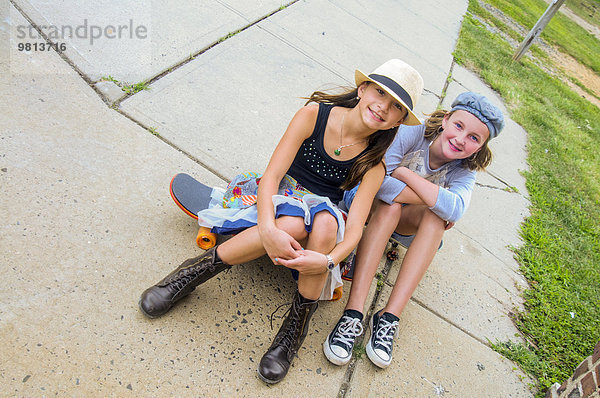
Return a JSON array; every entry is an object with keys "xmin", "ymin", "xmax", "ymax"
[
  {"xmin": 138, "ymin": 59, "xmax": 424, "ymax": 383},
  {"xmin": 323, "ymin": 92, "xmax": 505, "ymax": 369}
]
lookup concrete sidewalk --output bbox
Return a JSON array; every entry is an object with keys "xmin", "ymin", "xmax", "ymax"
[{"xmin": 1, "ymin": 0, "xmax": 532, "ymax": 396}]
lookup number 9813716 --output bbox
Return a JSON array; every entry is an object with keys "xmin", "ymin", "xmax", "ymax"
[{"xmin": 17, "ymin": 42, "xmax": 67, "ymax": 52}]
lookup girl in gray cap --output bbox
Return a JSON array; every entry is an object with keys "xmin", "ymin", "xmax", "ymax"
[{"xmin": 324, "ymin": 91, "xmax": 505, "ymax": 369}]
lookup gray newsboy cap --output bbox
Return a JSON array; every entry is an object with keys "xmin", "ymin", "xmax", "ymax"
[{"xmin": 451, "ymin": 92, "xmax": 505, "ymax": 139}]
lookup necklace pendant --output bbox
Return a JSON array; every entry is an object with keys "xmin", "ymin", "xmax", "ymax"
[{"xmin": 334, "ymin": 148, "xmax": 341, "ymax": 156}]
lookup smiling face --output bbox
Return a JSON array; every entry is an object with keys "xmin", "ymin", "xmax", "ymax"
[
  {"xmin": 430, "ymin": 109, "xmax": 490, "ymax": 168},
  {"xmin": 357, "ymin": 82, "xmax": 408, "ymax": 130}
]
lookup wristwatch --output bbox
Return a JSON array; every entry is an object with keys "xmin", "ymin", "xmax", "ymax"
[{"xmin": 325, "ymin": 254, "xmax": 336, "ymax": 272}]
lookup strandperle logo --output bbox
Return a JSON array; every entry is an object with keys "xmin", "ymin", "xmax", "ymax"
[{"xmin": 15, "ymin": 19, "xmax": 148, "ymax": 45}]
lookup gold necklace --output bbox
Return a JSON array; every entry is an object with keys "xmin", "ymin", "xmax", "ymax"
[{"xmin": 335, "ymin": 111, "xmax": 365, "ymax": 156}]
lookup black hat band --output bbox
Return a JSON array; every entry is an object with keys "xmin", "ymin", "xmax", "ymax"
[{"xmin": 369, "ymin": 73, "xmax": 413, "ymax": 110}]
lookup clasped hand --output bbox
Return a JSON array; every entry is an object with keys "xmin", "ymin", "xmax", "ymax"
[
  {"xmin": 276, "ymin": 249, "xmax": 328, "ymax": 275},
  {"xmin": 260, "ymin": 226, "xmax": 327, "ymax": 275}
]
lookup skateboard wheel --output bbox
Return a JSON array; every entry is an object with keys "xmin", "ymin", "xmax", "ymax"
[
  {"xmin": 386, "ymin": 249, "xmax": 399, "ymax": 261},
  {"xmin": 196, "ymin": 227, "xmax": 217, "ymax": 250},
  {"xmin": 329, "ymin": 286, "xmax": 343, "ymax": 302}
]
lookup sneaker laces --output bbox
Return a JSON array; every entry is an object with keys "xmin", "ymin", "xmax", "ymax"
[
  {"xmin": 374, "ymin": 318, "xmax": 398, "ymax": 351},
  {"xmin": 331, "ymin": 316, "xmax": 363, "ymax": 347}
]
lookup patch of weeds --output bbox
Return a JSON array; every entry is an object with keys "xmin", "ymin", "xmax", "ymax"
[
  {"xmin": 148, "ymin": 127, "xmax": 159, "ymax": 136},
  {"xmin": 491, "ymin": 340, "xmax": 558, "ymax": 391},
  {"xmin": 217, "ymin": 29, "xmax": 242, "ymax": 44},
  {"xmin": 122, "ymin": 81, "xmax": 150, "ymax": 95},
  {"xmin": 100, "ymin": 75, "xmax": 119, "ymax": 84},
  {"xmin": 99, "ymin": 76, "xmax": 151, "ymax": 95},
  {"xmin": 352, "ymin": 343, "xmax": 366, "ymax": 359},
  {"xmin": 375, "ymin": 272, "xmax": 385, "ymax": 290}
]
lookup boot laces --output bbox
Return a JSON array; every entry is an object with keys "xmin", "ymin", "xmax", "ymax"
[
  {"xmin": 332, "ymin": 316, "xmax": 363, "ymax": 347},
  {"xmin": 168, "ymin": 268, "xmax": 197, "ymax": 293},
  {"xmin": 269, "ymin": 300, "xmax": 304, "ymax": 353},
  {"xmin": 269, "ymin": 301, "xmax": 291, "ymax": 330},
  {"xmin": 163, "ymin": 253, "xmax": 222, "ymax": 288},
  {"xmin": 374, "ymin": 318, "xmax": 398, "ymax": 351}
]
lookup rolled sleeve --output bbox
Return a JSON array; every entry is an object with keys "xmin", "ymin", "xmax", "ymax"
[{"xmin": 429, "ymin": 171, "xmax": 476, "ymax": 223}]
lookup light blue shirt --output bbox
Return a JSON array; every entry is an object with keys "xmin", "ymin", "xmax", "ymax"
[{"xmin": 375, "ymin": 124, "xmax": 476, "ymax": 223}]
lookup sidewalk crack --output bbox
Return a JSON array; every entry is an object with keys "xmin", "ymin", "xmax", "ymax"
[
  {"xmin": 113, "ymin": 0, "xmax": 301, "ymax": 106},
  {"xmin": 410, "ymin": 296, "xmax": 490, "ymax": 348},
  {"xmin": 336, "ymin": 252, "xmax": 395, "ymax": 398}
]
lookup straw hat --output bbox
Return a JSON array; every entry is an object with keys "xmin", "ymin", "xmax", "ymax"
[{"xmin": 355, "ymin": 59, "xmax": 424, "ymax": 125}]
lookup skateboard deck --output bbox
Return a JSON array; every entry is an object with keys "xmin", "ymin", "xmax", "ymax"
[{"xmin": 169, "ymin": 173, "xmax": 217, "ymax": 249}]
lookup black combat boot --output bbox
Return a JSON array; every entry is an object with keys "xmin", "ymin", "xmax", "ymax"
[
  {"xmin": 139, "ymin": 247, "xmax": 230, "ymax": 318},
  {"xmin": 257, "ymin": 290, "xmax": 318, "ymax": 384}
]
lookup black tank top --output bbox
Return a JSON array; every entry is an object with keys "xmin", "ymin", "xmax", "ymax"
[{"xmin": 287, "ymin": 103, "xmax": 366, "ymax": 203}]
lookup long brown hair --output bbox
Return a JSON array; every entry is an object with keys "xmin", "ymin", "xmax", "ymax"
[
  {"xmin": 304, "ymin": 84, "xmax": 400, "ymax": 190},
  {"xmin": 424, "ymin": 109, "xmax": 492, "ymax": 171}
]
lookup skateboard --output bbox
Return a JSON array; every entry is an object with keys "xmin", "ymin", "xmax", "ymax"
[
  {"xmin": 169, "ymin": 173, "xmax": 218, "ymax": 249},
  {"xmin": 170, "ymin": 173, "xmax": 345, "ymax": 301}
]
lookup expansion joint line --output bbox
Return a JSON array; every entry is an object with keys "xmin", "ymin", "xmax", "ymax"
[
  {"xmin": 114, "ymin": 0, "xmax": 301, "ymax": 106},
  {"xmin": 337, "ymin": 252, "xmax": 395, "ymax": 398},
  {"xmin": 439, "ymin": 58, "xmax": 456, "ymax": 107},
  {"xmin": 10, "ymin": 0, "xmax": 300, "ymax": 177},
  {"xmin": 8, "ymin": 0, "xmax": 94, "ymax": 88}
]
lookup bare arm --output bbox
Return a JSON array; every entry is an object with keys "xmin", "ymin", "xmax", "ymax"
[
  {"xmin": 390, "ymin": 166, "xmax": 439, "ymax": 207},
  {"xmin": 257, "ymin": 105, "xmax": 318, "ymax": 262},
  {"xmin": 390, "ymin": 167, "xmax": 454, "ymax": 230},
  {"xmin": 390, "ymin": 183, "xmax": 425, "ymax": 205}
]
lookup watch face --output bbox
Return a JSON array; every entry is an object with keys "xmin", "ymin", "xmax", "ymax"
[{"xmin": 327, "ymin": 255, "xmax": 335, "ymax": 270}]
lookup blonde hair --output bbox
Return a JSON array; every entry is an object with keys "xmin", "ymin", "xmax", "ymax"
[{"xmin": 424, "ymin": 109, "xmax": 492, "ymax": 171}]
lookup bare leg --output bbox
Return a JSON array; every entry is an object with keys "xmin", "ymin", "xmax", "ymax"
[
  {"xmin": 382, "ymin": 207, "xmax": 445, "ymax": 317},
  {"xmin": 297, "ymin": 211, "xmax": 338, "ymax": 300},
  {"xmin": 345, "ymin": 201, "xmax": 403, "ymax": 313},
  {"xmin": 216, "ymin": 216, "xmax": 308, "ymax": 265}
]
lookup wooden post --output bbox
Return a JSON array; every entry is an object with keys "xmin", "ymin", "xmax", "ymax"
[{"xmin": 512, "ymin": 0, "xmax": 566, "ymax": 61}]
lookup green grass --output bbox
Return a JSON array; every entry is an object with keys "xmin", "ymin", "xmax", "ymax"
[
  {"xmin": 483, "ymin": 0, "xmax": 600, "ymax": 74},
  {"xmin": 565, "ymin": 0, "xmax": 600, "ymax": 27},
  {"xmin": 456, "ymin": 1, "xmax": 600, "ymax": 396}
]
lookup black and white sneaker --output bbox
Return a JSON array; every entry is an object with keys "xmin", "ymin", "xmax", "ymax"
[
  {"xmin": 366, "ymin": 311, "xmax": 399, "ymax": 368},
  {"xmin": 323, "ymin": 310, "xmax": 364, "ymax": 365}
]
